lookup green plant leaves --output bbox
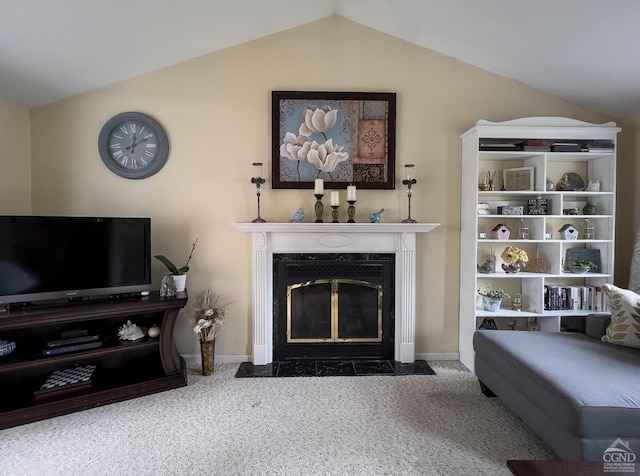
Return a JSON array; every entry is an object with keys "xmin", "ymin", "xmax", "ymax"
[{"xmin": 154, "ymin": 255, "xmax": 179, "ymax": 275}]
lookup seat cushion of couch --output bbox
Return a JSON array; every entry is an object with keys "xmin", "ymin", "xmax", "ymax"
[{"xmin": 473, "ymin": 330, "xmax": 640, "ymax": 439}]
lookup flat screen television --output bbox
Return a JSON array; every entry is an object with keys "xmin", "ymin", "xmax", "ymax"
[{"xmin": 0, "ymin": 216, "xmax": 151, "ymax": 306}]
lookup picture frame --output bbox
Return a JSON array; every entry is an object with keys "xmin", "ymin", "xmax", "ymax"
[
  {"xmin": 565, "ymin": 248, "xmax": 601, "ymax": 273},
  {"xmin": 272, "ymin": 91, "xmax": 396, "ymax": 189},
  {"xmin": 503, "ymin": 166, "xmax": 534, "ymax": 191}
]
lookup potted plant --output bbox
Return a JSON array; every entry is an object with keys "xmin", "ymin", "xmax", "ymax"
[
  {"xmin": 565, "ymin": 259, "xmax": 596, "ymax": 274},
  {"xmin": 501, "ymin": 246, "xmax": 529, "ymax": 273},
  {"xmin": 478, "ymin": 286, "xmax": 510, "ymax": 312},
  {"xmin": 154, "ymin": 238, "xmax": 198, "ymax": 292}
]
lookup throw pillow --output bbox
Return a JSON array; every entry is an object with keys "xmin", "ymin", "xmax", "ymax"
[{"xmin": 600, "ymin": 284, "xmax": 640, "ymax": 349}]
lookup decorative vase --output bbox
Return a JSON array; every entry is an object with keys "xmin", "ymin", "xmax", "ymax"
[
  {"xmin": 171, "ymin": 274, "xmax": 187, "ymax": 292},
  {"xmin": 502, "ymin": 263, "xmax": 520, "ymax": 273},
  {"xmin": 482, "ymin": 296, "xmax": 502, "ymax": 312},
  {"xmin": 582, "ymin": 200, "xmax": 596, "ymax": 215},
  {"xmin": 511, "ymin": 302, "xmax": 522, "ymax": 312},
  {"xmin": 200, "ymin": 339, "xmax": 215, "ymax": 376}
]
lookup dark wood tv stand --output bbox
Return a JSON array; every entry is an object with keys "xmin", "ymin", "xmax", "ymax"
[{"xmin": 0, "ymin": 291, "xmax": 188, "ymax": 429}]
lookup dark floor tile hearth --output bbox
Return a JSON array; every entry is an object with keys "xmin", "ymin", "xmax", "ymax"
[{"xmin": 235, "ymin": 359, "xmax": 435, "ymax": 378}]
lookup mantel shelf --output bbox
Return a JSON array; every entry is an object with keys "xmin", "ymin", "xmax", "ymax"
[{"xmin": 233, "ymin": 222, "xmax": 440, "ymax": 233}]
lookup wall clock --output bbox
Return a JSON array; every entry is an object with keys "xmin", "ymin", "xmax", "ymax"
[{"xmin": 98, "ymin": 112, "xmax": 169, "ymax": 179}]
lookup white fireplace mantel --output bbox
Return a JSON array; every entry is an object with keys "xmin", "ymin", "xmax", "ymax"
[{"xmin": 233, "ymin": 223, "xmax": 440, "ymax": 365}]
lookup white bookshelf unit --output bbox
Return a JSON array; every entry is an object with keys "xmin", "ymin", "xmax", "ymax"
[{"xmin": 459, "ymin": 117, "xmax": 620, "ymax": 371}]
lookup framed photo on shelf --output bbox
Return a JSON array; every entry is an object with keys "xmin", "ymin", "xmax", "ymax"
[
  {"xmin": 503, "ymin": 166, "xmax": 534, "ymax": 191},
  {"xmin": 272, "ymin": 91, "xmax": 396, "ymax": 189}
]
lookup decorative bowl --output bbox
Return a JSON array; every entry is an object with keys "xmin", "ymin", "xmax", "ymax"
[{"xmin": 567, "ymin": 265, "xmax": 591, "ymax": 274}]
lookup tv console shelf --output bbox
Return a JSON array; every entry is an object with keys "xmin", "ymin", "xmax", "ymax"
[{"xmin": 0, "ymin": 291, "xmax": 188, "ymax": 429}]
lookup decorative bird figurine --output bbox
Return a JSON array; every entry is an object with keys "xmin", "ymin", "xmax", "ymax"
[
  {"xmin": 289, "ymin": 208, "xmax": 305, "ymax": 223},
  {"xmin": 477, "ymin": 259, "xmax": 495, "ymax": 274},
  {"xmin": 369, "ymin": 208, "xmax": 385, "ymax": 223}
]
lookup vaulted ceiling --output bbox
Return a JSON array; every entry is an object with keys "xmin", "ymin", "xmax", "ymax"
[{"xmin": 1, "ymin": 0, "xmax": 639, "ymax": 118}]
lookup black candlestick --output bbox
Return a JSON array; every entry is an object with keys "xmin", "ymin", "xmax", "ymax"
[
  {"xmin": 251, "ymin": 176, "xmax": 266, "ymax": 223},
  {"xmin": 402, "ymin": 178, "xmax": 417, "ymax": 223},
  {"xmin": 331, "ymin": 205, "xmax": 340, "ymax": 223},
  {"xmin": 314, "ymin": 194, "xmax": 324, "ymax": 223},
  {"xmin": 347, "ymin": 200, "xmax": 356, "ymax": 223}
]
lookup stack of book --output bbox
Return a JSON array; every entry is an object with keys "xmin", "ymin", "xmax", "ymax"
[
  {"xmin": 479, "ymin": 139, "xmax": 524, "ymax": 151},
  {"xmin": 586, "ymin": 140, "xmax": 614, "ymax": 153},
  {"xmin": 551, "ymin": 142, "xmax": 581, "ymax": 152},
  {"xmin": 522, "ymin": 139, "xmax": 551, "ymax": 152}
]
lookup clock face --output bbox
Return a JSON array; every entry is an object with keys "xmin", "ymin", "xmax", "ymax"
[{"xmin": 98, "ymin": 112, "xmax": 169, "ymax": 179}]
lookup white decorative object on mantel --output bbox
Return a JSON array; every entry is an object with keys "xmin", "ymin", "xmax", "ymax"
[{"xmin": 233, "ymin": 222, "xmax": 440, "ymax": 365}]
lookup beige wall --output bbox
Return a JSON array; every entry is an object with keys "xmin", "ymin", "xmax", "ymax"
[
  {"xmin": 0, "ymin": 97, "xmax": 31, "ymax": 213},
  {"xmin": 617, "ymin": 115, "xmax": 640, "ymax": 286},
  {"xmin": 28, "ymin": 16, "xmax": 617, "ymax": 358}
]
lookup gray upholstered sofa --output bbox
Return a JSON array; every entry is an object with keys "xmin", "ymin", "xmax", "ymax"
[{"xmin": 473, "ymin": 315, "xmax": 640, "ymax": 461}]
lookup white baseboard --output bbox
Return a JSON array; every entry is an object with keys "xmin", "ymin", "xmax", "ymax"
[
  {"xmin": 182, "ymin": 354, "xmax": 250, "ymax": 365},
  {"xmin": 183, "ymin": 353, "xmax": 460, "ymax": 365},
  {"xmin": 415, "ymin": 352, "xmax": 459, "ymax": 361}
]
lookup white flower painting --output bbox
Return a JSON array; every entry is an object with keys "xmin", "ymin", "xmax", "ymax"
[
  {"xmin": 280, "ymin": 105, "xmax": 349, "ymax": 181},
  {"xmin": 273, "ymin": 92, "xmax": 396, "ymax": 189}
]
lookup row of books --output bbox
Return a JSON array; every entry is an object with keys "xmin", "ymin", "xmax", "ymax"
[
  {"xmin": 479, "ymin": 139, "xmax": 614, "ymax": 153},
  {"xmin": 544, "ymin": 284, "xmax": 609, "ymax": 312}
]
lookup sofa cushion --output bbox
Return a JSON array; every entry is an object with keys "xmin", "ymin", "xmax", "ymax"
[
  {"xmin": 473, "ymin": 330, "xmax": 640, "ymax": 440},
  {"xmin": 601, "ymin": 284, "xmax": 640, "ymax": 349}
]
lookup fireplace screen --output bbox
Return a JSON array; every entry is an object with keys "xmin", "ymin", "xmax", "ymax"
[
  {"xmin": 274, "ymin": 255, "xmax": 393, "ymax": 360},
  {"xmin": 287, "ymin": 279, "xmax": 382, "ymax": 343}
]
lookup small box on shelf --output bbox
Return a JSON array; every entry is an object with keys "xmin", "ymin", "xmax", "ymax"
[{"xmin": 497, "ymin": 206, "xmax": 524, "ymax": 215}]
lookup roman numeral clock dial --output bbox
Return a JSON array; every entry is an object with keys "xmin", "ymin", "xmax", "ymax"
[{"xmin": 98, "ymin": 112, "xmax": 169, "ymax": 179}]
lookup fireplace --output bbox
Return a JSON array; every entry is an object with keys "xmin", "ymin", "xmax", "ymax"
[
  {"xmin": 274, "ymin": 254, "xmax": 394, "ymax": 360},
  {"xmin": 233, "ymin": 223, "xmax": 440, "ymax": 365}
]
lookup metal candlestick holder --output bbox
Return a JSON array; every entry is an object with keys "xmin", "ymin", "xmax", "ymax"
[
  {"xmin": 402, "ymin": 178, "xmax": 417, "ymax": 223},
  {"xmin": 250, "ymin": 162, "xmax": 266, "ymax": 223},
  {"xmin": 314, "ymin": 194, "xmax": 324, "ymax": 223},
  {"xmin": 331, "ymin": 205, "xmax": 340, "ymax": 223},
  {"xmin": 347, "ymin": 200, "xmax": 356, "ymax": 223}
]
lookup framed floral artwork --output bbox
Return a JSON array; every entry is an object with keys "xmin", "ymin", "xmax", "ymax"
[{"xmin": 272, "ymin": 91, "xmax": 396, "ymax": 189}]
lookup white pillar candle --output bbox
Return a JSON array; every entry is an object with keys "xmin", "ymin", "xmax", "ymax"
[
  {"xmin": 314, "ymin": 179, "xmax": 324, "ymax": 195},
  {"xmin": 330, "ymin": 191, "xmax": 339, "ymax": 206},
  {"xmin": 347, "ymin": 185, "xmax": 356, "ymax": 201}
]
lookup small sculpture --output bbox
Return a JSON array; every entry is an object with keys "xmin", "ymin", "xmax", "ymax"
[
  {"xmin": 289, "ymin": 208, "xmax": 305, "ymax": 223},
  {"xmin": 369, "ymin": 208, "xmax": 385, "ymax": 223},
  {"xmin": 546, "ymin": 177, "xmax": 554, "ymax": 191},
  {"xmin": 586, "ymin": 179, "xmax": 600, "ymax": 192},
  {"xmin": 118, "ymin": 320, "xmax": 145, "ymax": 341},
  {"xmin": 160, "ymin": 275, "xmax": 177, "ymax": 297},
  {"xmin": 477, "ymin": 259, "xmax": 495, "ymax": 274},
  {"xmin": 479, "ymin": 317, "xmax": 497, "ymax": 330},
  {"xmin": 556, "ymin": 174, "xmax": 570, "ymax": 191}
]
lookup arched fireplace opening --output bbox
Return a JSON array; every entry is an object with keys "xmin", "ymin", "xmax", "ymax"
[{"xmin": 273, "ymin": 253, "xmax": 394, "ymax": 360}]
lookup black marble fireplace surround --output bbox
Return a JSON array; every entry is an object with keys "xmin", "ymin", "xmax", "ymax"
[{"xmin": 235, "ymin": 252, "xmax": 436, "ymax": 378}]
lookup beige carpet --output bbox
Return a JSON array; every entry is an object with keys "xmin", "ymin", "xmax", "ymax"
[{"xmin": 1, "ymin": 361, "xmax": 555, "ymax": 475}]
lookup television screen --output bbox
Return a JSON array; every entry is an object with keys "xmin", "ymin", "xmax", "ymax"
[{"xmin": 0, "ymin": 216, "xmax": 151, "ymax": 306}]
